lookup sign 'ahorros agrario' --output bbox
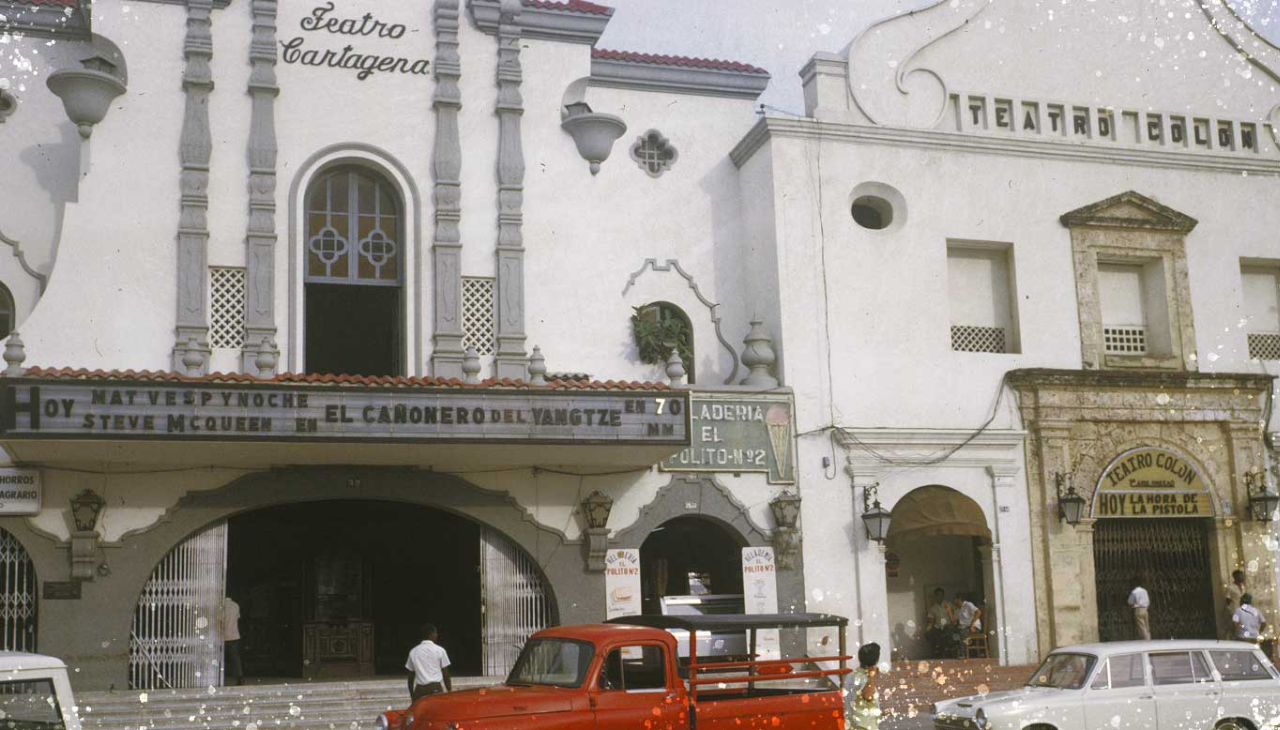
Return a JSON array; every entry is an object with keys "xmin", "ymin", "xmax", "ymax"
[
  {"xmin": 1092, "ymin": 447, "xmax": 1216, "ymax": 519},
  {"xmin": 0, "ymin": 379, "xmax": 690, "ymax": 446}
]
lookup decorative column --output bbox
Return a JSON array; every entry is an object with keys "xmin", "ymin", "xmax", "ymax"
[
  {"xmin": 429, "ymin": 0, "xmax": 466, "ymax": 377},
  {"xmin": 172, "ymin": 0, "xmax": 214, "ymax": 374},
  {"xmin": 985, "ymin": 465, "xmax": 1016, "ymax": 665},
  {"xmin": 492, "ymin": 0, "xmax": 528, "ymax": 379},
  {"xmin": 241, "ymin": 0, "xmax": 280, "ymax": 375}
]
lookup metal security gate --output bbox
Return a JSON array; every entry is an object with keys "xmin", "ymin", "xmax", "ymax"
[
  {"xmin": 130, "ymin": 522, "xmax": 227, "ymax": 689},
  {"xmin": 0, "ymin": 529, "xmax": 37, "ymax": 652},
  {"xmin": 1095, "ymin": 518, "xmax": 1216, "ymax": 642},
  {"xmin": 480, "ymin": 528, "xmax": 552, "ymax": 676}
]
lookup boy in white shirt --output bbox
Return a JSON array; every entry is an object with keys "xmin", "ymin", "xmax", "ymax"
[
  {"xmin": 406, "ymin": 623, "xmax": 452, "ymax": 700},
  {"xmin": 1233, "ymin": 593, "xmax": 1267, "ymax": 642},
  {"xmin": 1128, "ymin": 577, "xmax": 1151, "ymax": 641}
]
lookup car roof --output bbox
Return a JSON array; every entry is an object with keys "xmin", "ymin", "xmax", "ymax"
[
  {"xmin": 0, "ymin": 652, "xmax": 67, "ymax": 671},
  {"xmin": 1050, "ymin": 640, "xmax": 1261, "ymax": 656},
  {"xmin": 533, "ymin": 623, "xmax": 676, "ymax": 644}
]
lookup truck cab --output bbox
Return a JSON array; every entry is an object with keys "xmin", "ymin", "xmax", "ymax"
[
  {"xmin": 0, "ymin": 652, "xmax": 82, "ymax": 730},
  {"xmin": 378, "ymin": 613, "xmax": 850, "ymax": 730}
]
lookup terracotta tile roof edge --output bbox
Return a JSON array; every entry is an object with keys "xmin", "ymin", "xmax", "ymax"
[
  {"xmin": 523, "ymin": 0, "xmax": 613, "ymax": 16},
  {"xmin": 8, "ymin": 0, "xmax": 79, "ymax": 6},
  {"xmin": 18, "ymin": 367, "xmax": 671, "ymax": 391},
  {"xmin": 592, "ymin": 47, "xmax": 769, "ymax": 76}
]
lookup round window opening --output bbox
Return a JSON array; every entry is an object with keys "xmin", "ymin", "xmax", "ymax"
[{"xmin": 851, "ymin": 195, "xmax": 893, "ymax": 230}]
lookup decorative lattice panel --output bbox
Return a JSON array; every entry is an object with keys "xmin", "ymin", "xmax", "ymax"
[
  {"xmin": 951, "ymin": 325, "xmax": 1006, "ymax": 354},
  {"xmin": 630, "ymin": 130, "xmax": 678, "ymax": 177},
  {"xmin": 1248, "ymin": 332, "xmax": 1280, "ymax": 361},
  {"xmin": 209, "ymin": 267, "xmax": 246, "ymax": 350},
  {"xmin": 462, "ymin": 277, "xmax": 496, "ymax": 356},
  {"xmin": 1104, "ymin": 326, "xmax": 1147, "ymax": 355}
]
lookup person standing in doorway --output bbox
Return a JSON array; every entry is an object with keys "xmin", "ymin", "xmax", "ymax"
[
  {"xmin": 1225, "ymin": 570, "xmax": 1247, "ymax": 638},
  {"xmin": 1233, "ymin": 593, "xmax": 1267, "ymax": 642},
  {"xmin": 1128, "ymin": 577, "xmax": 1151, "ymax": 641},
  {"xmin": 406, "ymin": 624, "xmax": 452, "ymax": 701},
  {"xmin": 843, "ymin": 642, "xmax": 882, "ymax": 730},
  {"xmin": 221, "ymin": 595, "xmax": 244, "ymax": 686}
]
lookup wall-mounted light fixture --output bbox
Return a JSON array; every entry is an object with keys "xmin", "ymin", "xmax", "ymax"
[
  {"xmin": 769, "ymin": 490, "xmax": 802, "ymax": 569},
  {"xmin": 69, "ymin": 489, "xmax": 106, "ymax": 581},
  {"xmin": 1246, "ymin": 470, "xmax": 1280, "ymax": 522},
  {"xmin": 581, "ymin": 491, "xmax": 614, "ymax": 572},
  {"xmin": 1055, "ymin": 472, "xmax": 1087, "ymax": 526},
  {"xmin": 861, "ymin": 483, "xmax": 891, "ymax": 543}
]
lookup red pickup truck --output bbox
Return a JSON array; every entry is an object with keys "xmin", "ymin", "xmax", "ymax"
[{"xmin": 377, "ymin": 613, "xmax": 851, "ymax": 730}]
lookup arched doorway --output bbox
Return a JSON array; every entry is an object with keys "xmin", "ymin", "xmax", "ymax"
[
  {"xmin": 884, "ymin": 486, "xmax": 992, "ymax": 661},
  {"xmin": 0, "ymin": 528, "xmax": 37, "ymax": 652},
  {"xmin": 130, "ymin": 500, "xmax": 554, "ymax": 689},
  {"xmin": 640, "ymin": 516, "xmax": 745, "ymax": 615},
  {"xmin": 304, "ymin": 165, "xmax": 404, "ymax": 376}
]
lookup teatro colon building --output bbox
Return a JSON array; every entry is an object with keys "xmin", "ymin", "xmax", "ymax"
[{"xmin": 0, "ymin": 0, "xmax": 1278, "ymax": 694}]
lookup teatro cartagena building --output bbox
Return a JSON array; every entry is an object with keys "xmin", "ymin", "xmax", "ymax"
[{"xmin": 0, "ymin": 0, "xmax": 803, "ymax": 690}]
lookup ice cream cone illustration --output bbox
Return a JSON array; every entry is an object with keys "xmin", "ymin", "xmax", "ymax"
[{"xmin": 765, "ymin": 404, "xmax": 791, "ymax": 478}]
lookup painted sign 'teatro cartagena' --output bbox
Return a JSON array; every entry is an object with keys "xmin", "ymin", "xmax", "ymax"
[{"xmin": 0, "ymin": 378, "xmax": 690, "ymax": 445}]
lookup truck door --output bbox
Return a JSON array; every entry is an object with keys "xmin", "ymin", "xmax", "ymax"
[{"xmin": 591, "ymin": 643, "xmax": 686, "ymax": 730}]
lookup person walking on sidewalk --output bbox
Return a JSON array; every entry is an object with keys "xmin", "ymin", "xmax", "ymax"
[
  {"xmin": 1233, "ymin": 593, "xmax": 1267, "ymax": 643},
  {"xmin": 406, "ymin": 624, "xmax": 452, "ymax": 701},
  {"xmin": 1128, "ymin": 577, "xmax": 1151, "ymax": 641},
  {"xmin": 1225, "ymin": 570, "xmax": 1247, "ymax": 638},
  {"xmin": 843, "ymin": 643, "xmax": 882, "ymax": 730}
]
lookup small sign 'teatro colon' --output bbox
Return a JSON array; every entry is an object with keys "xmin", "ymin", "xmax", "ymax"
[{"xmin": 1092, "ymin": 447, "xmax": 1215, "ymax": 519}]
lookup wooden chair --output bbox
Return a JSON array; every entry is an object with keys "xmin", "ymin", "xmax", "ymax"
[{"xmin": 963, "ymin": 633, "xmax": 989, "ymax": 659}]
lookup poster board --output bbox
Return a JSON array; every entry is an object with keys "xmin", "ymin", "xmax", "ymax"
[
  {"xmin": 743, "ymin": 547, "xmax": 780, "ymax": 661},
  {"xmin": 605, "ymin": 549, "xmax": 642, "ymax": 621}
]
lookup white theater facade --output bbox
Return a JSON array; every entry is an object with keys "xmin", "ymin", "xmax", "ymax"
[{"xmin": 0, "ymin": 0, "xmax": 1278, "ymax": 692}]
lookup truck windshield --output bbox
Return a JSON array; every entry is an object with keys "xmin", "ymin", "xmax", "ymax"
[
  {"xmin": 1026, "ymin": 653, "xmax": 1096, "ymax": 690},
  {"xmin": 0, "ymin": 678, "xmax": 66, "ymax": 729},
  {"xmin": 507, "ymin": 639, "xmax": 595, "ymax": 688}
]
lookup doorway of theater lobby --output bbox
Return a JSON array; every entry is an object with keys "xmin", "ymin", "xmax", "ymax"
[
  {"xmin": 129, "ymin": 501, "xmax": 554, "ymax": 689},
  {"xmin": 1094, "ymin": 518, "xmax": 1216, "ymax": 641}
]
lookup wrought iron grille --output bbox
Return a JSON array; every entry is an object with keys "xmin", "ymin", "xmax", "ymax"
[
  {"xmin": 951, "ymin": 324, "xmax": 1007, "ymax": 353},
  {"xmin": 1094, "ymin": 519, "xmax": 1216, "ymax": 642},
  {"xmin": 1248, "ymin": 332, "xmax": 1280, "ymax": 361},
  {"xmin": 480, "ymin": 528, "xmax": 553, "ymax": 676},
  {"xmin": 209, "ymin": 267, "xmax": 246, "ymax": 350},
  {"xmin": 462, "ymin": 277, "xmax": 496, "ymax": 357},
  {"xmin": 0, "ymin": 530, "xmax": 37, "ymax": 652},
  {"xmin": 130, "ymin": 522, "xmax": 227, "ymax": 689},
  {"xmin": 1104, "ymin": 326, "xmax": 1147, "ymax": 355}
]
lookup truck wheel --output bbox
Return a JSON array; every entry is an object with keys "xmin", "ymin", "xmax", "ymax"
[{"xmin": 1215, "ymin": 720, "xmax": 1253, "ymax": 730}]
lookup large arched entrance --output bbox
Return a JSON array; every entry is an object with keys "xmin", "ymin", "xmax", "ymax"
[
  {"xmin": 884, "ymin": 486, "xmax": 992, "ymax": 661},
  {"xmin": 639, "ymin": 516, "xmax": 746, "ymax": 615},
  {"xmin": 130, "ymin": 499, "xmax": 554, "ymax": 689}
]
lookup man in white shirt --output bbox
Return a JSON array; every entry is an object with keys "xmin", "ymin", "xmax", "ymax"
[
  {"xmin": 221, "ymin": 596, "xmax": 243, "ymax": 686},
  {"xmin": 1233, "ymin": 593, "xmax": 1267, "ymax": 641},
  {"xmin": 1225, "ymin": 570, "xmax": 1247, "ymax": 639},
  {"xmin": 953, "ymin": 596, "xmax": 983, "ymax": 634},
  {"xmin": 406, "ymin": 623, "xmax": 452, "ymax": 700},
  {"xmin": 1128, "ymin": 578, "xmax": 1151, "ymax": 641}
]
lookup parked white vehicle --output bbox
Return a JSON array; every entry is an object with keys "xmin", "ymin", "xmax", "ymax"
[
  {"xmin": 933, "ymin": 640, "xmax": 1280, "ymax": 730},
  {"xmin": 0, "ymin": 651, "xmax": 81, "ymax": 730}
]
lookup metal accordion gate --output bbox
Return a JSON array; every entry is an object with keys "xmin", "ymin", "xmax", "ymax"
[
  {"xmin": 480, "ymin": 527, "xmax": 553, "ymax": 676},
  {"xmin": 0, "ymin": 529, "xmax": 37, "ymax": 652},
  {"xmin": 1094, "ymin": 518, "xmax": 1216, "ymax": 642},
  {"xmin": 130, "ymin": 522, "xmax": 228, "ymax": 689}
]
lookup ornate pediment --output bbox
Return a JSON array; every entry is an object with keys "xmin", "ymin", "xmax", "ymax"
[{"xmin": 1059, "ymin": 191, "xmax": 1198, "ymax": 233}]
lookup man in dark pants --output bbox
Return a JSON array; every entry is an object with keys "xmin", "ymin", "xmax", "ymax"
[
  {"xmin": 406, "ymin": 623, "xmax": 452, "ymax": 701},
  {"xmin": 222, "ymin": 595, "xmax": 244, "ymax": 686}
]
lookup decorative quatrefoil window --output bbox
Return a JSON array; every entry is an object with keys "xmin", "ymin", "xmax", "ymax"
[
  {"xmin": 630, "ymin": 130, "xmax": 678, "ymax": 178},
  {"xmin": 304, "ymin": 166, "xmax": 402, "ymax": 285}
]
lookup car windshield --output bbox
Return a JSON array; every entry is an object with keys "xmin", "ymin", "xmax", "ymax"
[
  {"xmin": 507, "ymin": 639, "xmax": 595, "ymax": 688},
  {"xmin": 1026, "ymin": 653, "xmax": 1096, "ymax": 690},
  {"xmin": 0, "ymin": 679, "xmax": 66, "ymax": 730}
]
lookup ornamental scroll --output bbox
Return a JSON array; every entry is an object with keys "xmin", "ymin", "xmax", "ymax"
[{"xmin": 1092, "ymin": 447, "xmax": 1216, "ymax": 519}]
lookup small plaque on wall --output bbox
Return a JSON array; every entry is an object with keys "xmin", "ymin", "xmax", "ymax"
[{"xmin": 43, "ymin": 581, "xmax": 81, "ymax": 600}]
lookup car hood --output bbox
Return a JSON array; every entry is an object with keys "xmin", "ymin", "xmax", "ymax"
[
  {"xmin": 410, "ymin": 685, "xmax": 576, "ymax": 721},
  {"xmin": 933, "ymin": 687, "xmax": 1059, "ymax": 718}
]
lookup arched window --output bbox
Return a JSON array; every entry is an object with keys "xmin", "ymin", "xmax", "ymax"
[
  {"xmin": 304, "ymin": 167, "xmax": 403, "ymax": 376},
  {"xmin": 0, "ymin": 283, "xmax": 15, "ymax": 341},
  {"xmin": 633, "ymin": 302, "xmax": 694, "ymax": 384}
]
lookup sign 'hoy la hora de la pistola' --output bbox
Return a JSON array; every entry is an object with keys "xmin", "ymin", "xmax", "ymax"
[
  {"xmin": 0, "ymin": 379, "xmax": 689, "ymax": 445},
  {"xmin": 1092, "ymin": 447, "xmax": 1216, "ymax": 519}
]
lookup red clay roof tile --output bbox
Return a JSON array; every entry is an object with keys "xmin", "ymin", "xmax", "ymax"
[
  {"xmin": 523, "ymin": 0, "xmax": 612, "ymax": 15},
  {"xmin": 19, "ymin": 367, "xmax": 672, "ymax": 391},
  {"xmin": 592, "ymin": 47, "xmax": 769, "ymax": 76}
]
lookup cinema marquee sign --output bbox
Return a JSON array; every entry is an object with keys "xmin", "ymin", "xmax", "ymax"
[
  {"xmin": 1092, "ymin": 447, "xmax": 1216, "ymax": 519},
  {"xmin": 0, "ymin": 379, "xmax": 690, "ymax": 446}
]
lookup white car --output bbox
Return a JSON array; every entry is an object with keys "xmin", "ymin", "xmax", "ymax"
[
  {"xmin": 0, "ymin": 651, "xmax": 82, "ymax": 730},
  {"xmin": 933, "ymin": 640, "xmax": 1280, "ymax": 730}
]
